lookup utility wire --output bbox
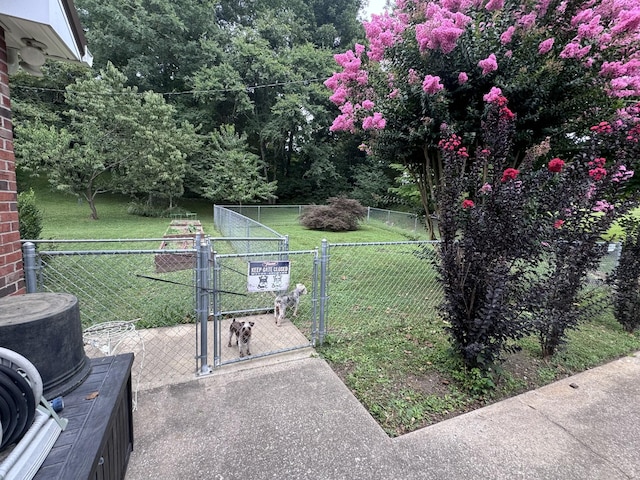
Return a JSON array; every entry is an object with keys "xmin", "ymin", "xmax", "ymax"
[{"xmin": 11, "ymin": 76, "xmax": 331, "ymax": 97}]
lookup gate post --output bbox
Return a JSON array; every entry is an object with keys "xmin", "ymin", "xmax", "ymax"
[
  {"xmin": 196, "ymin": 235, "xmax": 212, "ymax": 375},
  {"xmin": 22, "ymin": 242, "xmax": 38, "ymax": 293},
  {"xmin": 212, "ymin": 249, "xmax": 221, "ymax": 368},
  {"xmin": 318, "ymin": 239, "xmax": 329, "ymax": 345}
]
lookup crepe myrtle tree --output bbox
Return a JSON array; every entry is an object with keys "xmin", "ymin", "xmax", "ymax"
[
  {"xmin": 437, "ymin": 90, "xmax": 637, "ymax": 369},
  {"xmin": 324, "ymin": 0, "xmax": 640, "ymax": 239}
]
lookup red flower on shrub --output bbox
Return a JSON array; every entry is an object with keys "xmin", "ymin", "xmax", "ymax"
[
  {"xmin": 501, "ymin": 168, "xmax": 520, "ymax": 182},
  {"xmin": 548, "ymin": 158, "xmax": 565, "ymax": 173},
  {"xmin": 462, "ymin": 199, "xmax": 475, "ymax": 209},
  {"xmin": 589, "ymin": 167, "xmax": 607, "ymax": 181},
  {"xmin": 554, "ymin": 219, "xmax": 565, "ymax": 229}
]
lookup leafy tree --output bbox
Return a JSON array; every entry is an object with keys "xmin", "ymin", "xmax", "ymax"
[
  {"xmin": 325, "ymin": 0, "xmax": 640, "ymax": 238},
  {"xmin": 15, "ymin": 63, "xmax": 195, "ymax": 219},
  {"xmin": 187, "ymin": 124, "xmax": 277, "ymax": 204},
  {"xmin": 14, "ymin": 0, "xmax": 370, "ymax": 207}
]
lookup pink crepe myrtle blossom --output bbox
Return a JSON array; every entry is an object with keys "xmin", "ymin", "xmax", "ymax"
[
  {"xmin": 329, "ymin": 113, "xmax": 355, "ymax": 133},
  {"xmin": 559, "ymin": 42, "xmax": 592, "ymax": 59},
  {"xmin": 611, "ymin": 165, "xmax": 634, "ymax": 182},
  {"xmin": 538, "ymin": 37, "xmax": 555, "ymax": 54},
  {"xmin": 408, "ymin": 68, "xmax": 420, "ymax": 85},
  {"xmin": 485, "ymin": 0, "xmax": 504, "ymax": 11},
  {"xmin": 483, "ymin": 86, "xmax": 503, "ymax": 103},
  {"xmin": 518, "ymin": 12, "xmax": 537, "ymax": 29},
  {"xmin": 362, "ymin": 112, "xmax": 387, "ymax": 130},
  {"xmin": 363, "ymin": 12, "xmax": 408, "ymax": 61},
  {"xmin": 500, "ymin": 26, "xmax": 515, "ymax": 44},
  {"xmin": 388, "ymin": 88, "xmax": 399, "ymax": 99},
  {"xmin": 362, "ymin": 99, "xmax": 375, "ymax": 110},
  {"xmin": 414, "ymin": 3, "xmax": 471, "ymax": 54},
  {"xmin": 478, "ymin": 54, "xmax": 498, "ymax": 75},
  {"xmin": 329, "ymin": 87, "xmax": 349, "ymax": 106},
  {"xmin": 578, "ymin": 17, "xmax": 604, "ymax": 40},
  {"xmin": 480, "ymin": 183, "xmax": 492, "ymax": 193},
  {"xmin": 458, "ymin": 72, "xmax": 468, "ymax": 84},
  {"xmin": 554, "ymin": 219, "xmax": 565, "ymax": 229},
  {"xmin": 501, "ymin": 168, "xmax": 520, "ymax": 182},
  {"xmin": 422, "ymin": 75, "xmax": 444, "ymax": 94},
  {"xmin": 462, "ymin": 199, "xmax": 475, "ymax": 209},
  {"xmin": 610, "ymin": 8, "xmax": 640, "ymax": 36},
  {"xmin": 592, "ymin": 200, "xmax": 614, "ymax": 212},
  {"xmin": 548, "ymin": 158, "xmax": 565, "ymax": 173},
  {"xmin": 334, "ymin": 50, "xmax": 361, "ymax": 72}
]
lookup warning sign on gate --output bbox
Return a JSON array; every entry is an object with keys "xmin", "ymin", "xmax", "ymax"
[{"xmin": 247, "ymin": 260, "xmax": 290, "ymax": 292}]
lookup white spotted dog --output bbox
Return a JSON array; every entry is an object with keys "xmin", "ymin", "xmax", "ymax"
[
  {"xmin": 274, "ymin": 283, "xmax": 307, "ymax": 326},
  {"xmin": 228, "ymin": 319, "xmax": 255, "ymax": 357}
]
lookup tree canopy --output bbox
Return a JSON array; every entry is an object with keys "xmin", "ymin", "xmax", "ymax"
[
  {"xmin": 12, "ymin": 0, "xmax": 379, "ymax": 215},
  {"xmin": 325, "ymin": 0, "xmax": 640, "ymax": 237}
]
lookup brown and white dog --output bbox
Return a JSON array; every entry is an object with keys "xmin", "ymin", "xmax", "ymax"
[
  {"xmin": 228, "ymin": 319, "xmax": 255, "ymax": 357},
  {"xmin": 274, "ymin": 283, "xmax": 307, "ymax": 326}
]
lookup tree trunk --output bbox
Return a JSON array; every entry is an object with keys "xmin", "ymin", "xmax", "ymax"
[{"xmin": 85, "ymin": 189, "xmax": 99, "ymax": 220}]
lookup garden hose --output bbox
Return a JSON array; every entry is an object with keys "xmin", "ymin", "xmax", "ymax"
[
  {"xmin": 0, "ymin": 348, "xmax": 41, "ymax": 451},
  {"xmin": 0, "ymin": 366, "xmax": 36, "ymax": 448}
]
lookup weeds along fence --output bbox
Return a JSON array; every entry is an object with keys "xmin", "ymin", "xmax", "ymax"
[{"xmin": 216, "ymin": 204, "xmax": 423, "ymax": 233}]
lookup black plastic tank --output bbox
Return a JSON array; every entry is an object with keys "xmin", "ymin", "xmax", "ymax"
[{"xmin": 0, "ymin": 292, "xmax": 91, "ymax": 399}]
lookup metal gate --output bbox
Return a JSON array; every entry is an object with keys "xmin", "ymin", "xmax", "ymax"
[{"xmin": 207, "ymin": 249, "xmax": 321, "ymax": 368}]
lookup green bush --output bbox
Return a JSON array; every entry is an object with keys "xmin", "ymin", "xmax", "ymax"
[{"xmin": 17, "ymin": 188, "xmax": 43, "ymax": 240}]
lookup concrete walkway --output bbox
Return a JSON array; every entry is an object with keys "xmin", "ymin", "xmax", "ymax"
[{"xmin": 125, "ymin": 350, "xmax": 640, "ymax": 480}]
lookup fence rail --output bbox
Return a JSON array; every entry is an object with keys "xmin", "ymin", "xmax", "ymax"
[
  {"xmin": 216, "ymin": 204, "xmax": 424, "ymax": 232},
  {"xmin": 213, "ymin": 205, "xmax": 287, "ymax": 254}
]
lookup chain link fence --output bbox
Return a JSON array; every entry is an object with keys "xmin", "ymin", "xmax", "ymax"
[
  {"xmin": 213, "ymin": 205, "xmax": 288, "ymax": 253},
  {"xmin": 20, "ymin": 229, "xmax": 622, "ymax": 393},
  {"xmin": 325, "ymin": 241, "xmax": 442, "ymax": 338},
  {"xmin": 22, "ymin": 238, "xmax": 200, "ymax": 391},
  {"xmin": 366, "ymin": 207, "xmax": 421, "ymax": 233},
  {"xmin": 216, "ymin": 204, "xmax": 424, "ymax": 233}
]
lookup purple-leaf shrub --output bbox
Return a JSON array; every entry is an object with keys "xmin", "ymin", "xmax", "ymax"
[{"xmin": 438, "ymin": 93, "xmax": 638, "ymax": 368}]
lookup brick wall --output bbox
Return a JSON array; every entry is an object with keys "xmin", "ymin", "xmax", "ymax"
[{"xmin": 0, "ymin": 30, "xmax": 25, "ymax": 297}]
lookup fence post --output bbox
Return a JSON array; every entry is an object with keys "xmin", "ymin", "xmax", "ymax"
[
  {"xmin": 367, "ymin": 206, "xmax": 371, "ymax": 223},
  {"xmin": 318, "ymin": 239, "xmax": 329, "ymax": 345},
  {"xmin": 196, "ymin": 235, "xmax": 212, "ymax": 375},
  {"xmin": 212, "ymin": 249, "xmax": 221, "ymax": 368},
  {"xmin": 22, "ymin": 242, "xmax": 38, "ymax": 293}
]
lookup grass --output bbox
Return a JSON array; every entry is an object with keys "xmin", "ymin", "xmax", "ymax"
[{"xmin": 25, "ymin": 181, "xmax": 640, "ymax": 437}]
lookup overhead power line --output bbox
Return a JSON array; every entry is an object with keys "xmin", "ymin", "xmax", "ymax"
[{"xmin": 11, "ymin": 76, "xmax": 331, "ymax": 97}]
